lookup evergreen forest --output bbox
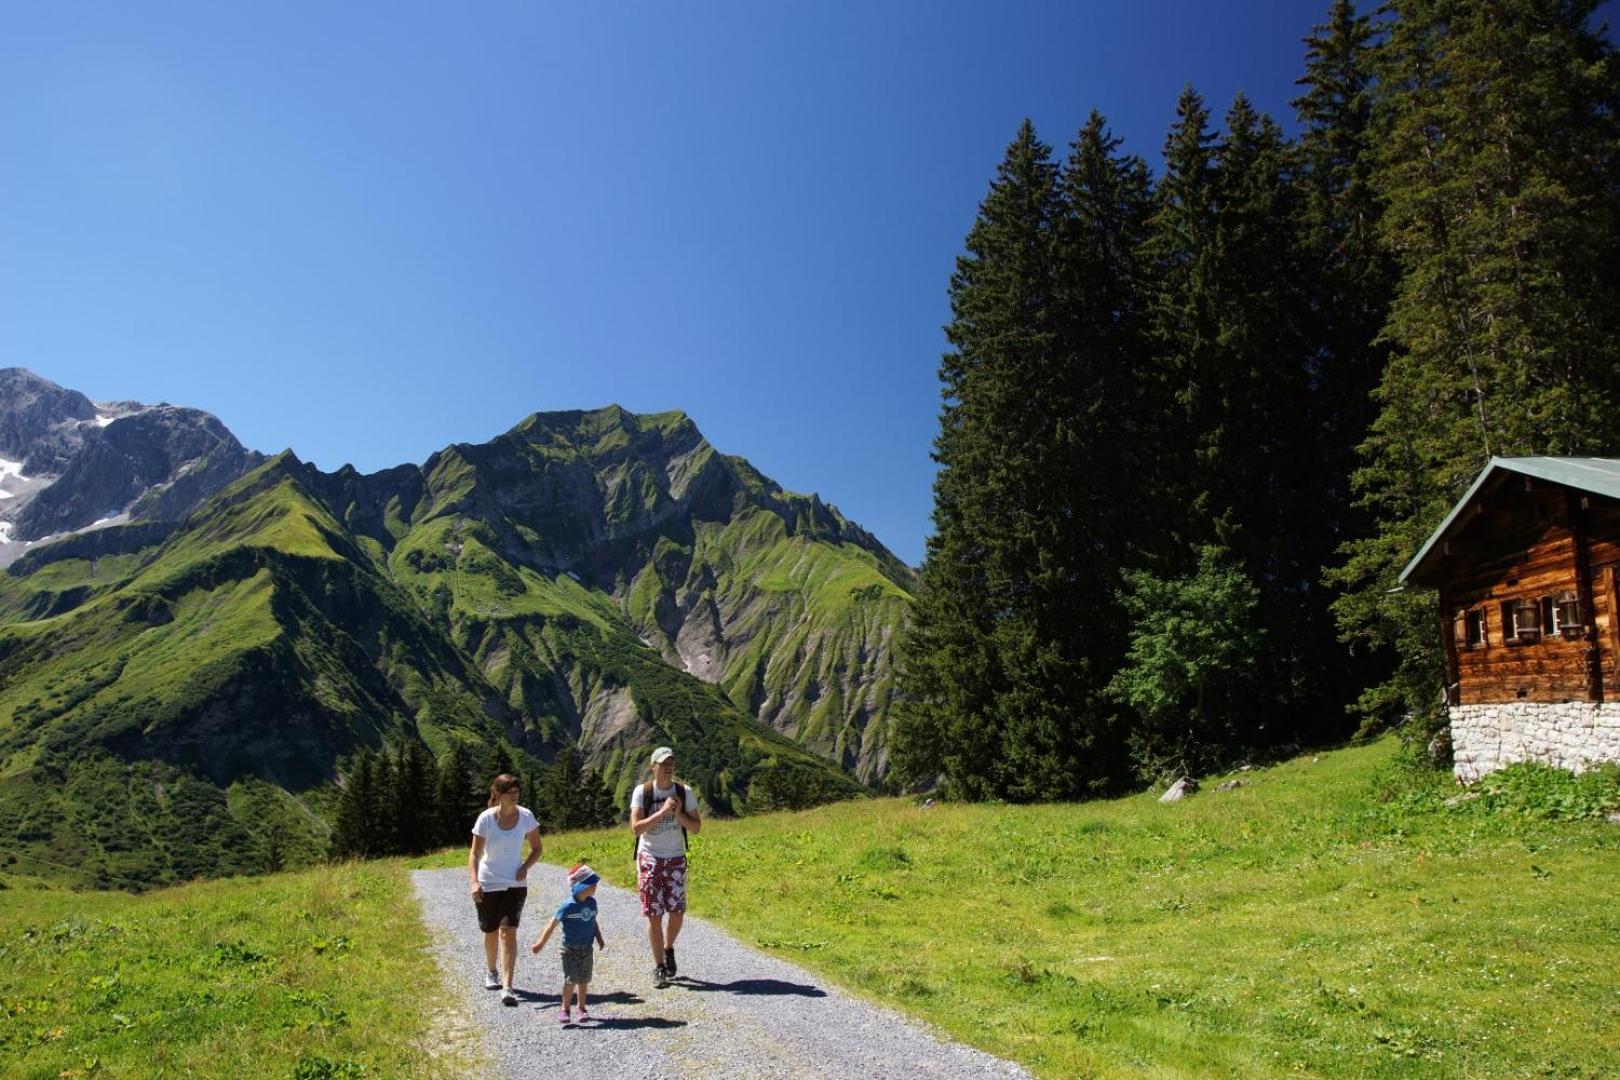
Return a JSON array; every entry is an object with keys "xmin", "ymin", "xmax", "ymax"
[{"xmin": 893, "ymin": 0, "xmax": 1620, "ymax": 798}]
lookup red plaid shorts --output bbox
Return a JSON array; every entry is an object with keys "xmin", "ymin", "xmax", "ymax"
[{"xmin": 637, "ymin": 853, "xmax": 687, "ymax": 916}]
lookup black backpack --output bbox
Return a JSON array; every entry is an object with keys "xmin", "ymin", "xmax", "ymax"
[{"xmin": 632, "ymin": 780, "xmax": 689, "ymax": 860}]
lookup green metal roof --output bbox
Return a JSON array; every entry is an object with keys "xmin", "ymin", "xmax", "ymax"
[{"xmin": 1399, "ymin": 457, "xmax": 1620, "ymax": 587}]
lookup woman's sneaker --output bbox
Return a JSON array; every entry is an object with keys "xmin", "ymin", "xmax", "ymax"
[
  {"xmin": 501, "ymin": 987, "xmax": 518, "ymax": 1006},
  {"xmin": 654, "ymin": 963, "xmax": 670, "ymax": 988},
  {"xmin": 484, "ymin": 969, "xmax": 501, "ymax": 990},
  {"xmin": 665, "ymin": 945, "xmax": 677, "ymax": 977}
]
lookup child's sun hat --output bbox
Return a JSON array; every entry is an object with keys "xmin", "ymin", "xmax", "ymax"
[{"xmin": 568, "ymin": 863, "xmax": 601, "ymax": 897}]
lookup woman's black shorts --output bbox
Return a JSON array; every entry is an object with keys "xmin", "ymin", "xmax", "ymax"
[{"xmin": 474, "ymin": 886, "xmax": 527, "ymax": 932}]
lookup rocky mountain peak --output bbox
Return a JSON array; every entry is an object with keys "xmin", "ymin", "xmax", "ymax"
[
  {"xmin": 0, "ymin": 370, "xmax": 264, "ymax": 563},
  {"xmin": 0, "ymin": 368, "xmax": 99, "ymax": 459}
]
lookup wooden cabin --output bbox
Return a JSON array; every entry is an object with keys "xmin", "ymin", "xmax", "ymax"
[{"xmin": 1401, "ymin": 457, "xmax": 1620, "ymax": 781}]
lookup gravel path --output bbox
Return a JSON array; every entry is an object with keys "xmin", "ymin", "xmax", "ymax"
[{"xmin": 412, "ymin": 866, "xmax": 1028, "ymax": 1079}]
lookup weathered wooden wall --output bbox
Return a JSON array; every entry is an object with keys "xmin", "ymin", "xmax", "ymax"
[{"xmin": 1438, "ymin": 480, "xmax": 1618, "ymax": 705}]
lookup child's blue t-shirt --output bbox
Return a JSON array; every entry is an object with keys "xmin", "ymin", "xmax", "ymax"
[{"xmin": 554, "ymin": 896, "xmax": 598, "ymax": 947}]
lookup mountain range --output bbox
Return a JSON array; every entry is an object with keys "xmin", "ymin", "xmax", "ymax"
[{"xmin": 0, "ymin": 369, "xmax": 912, "ymax": 886}]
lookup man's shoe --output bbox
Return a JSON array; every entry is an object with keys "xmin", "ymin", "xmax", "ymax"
[
  {"xmin": 654, "ymin": 964, "xmax": 670, "ymax": 989},
  {"xmin": 665, "ymin": 945, "xmax": 677, "ymax": 977},
  {"xmin": 484, "ymin": 969, "xmax": 501, "ymax": 990}
]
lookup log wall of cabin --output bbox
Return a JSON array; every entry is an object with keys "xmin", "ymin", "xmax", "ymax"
[{"xmin": 1437, "ymin": 483, "xmax": 1618, "ymax": 705}]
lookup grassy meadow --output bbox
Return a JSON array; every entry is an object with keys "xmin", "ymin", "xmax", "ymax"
[
  {"xmin": 0, "ymin": 861, "xmax": 467, "ymax": 1079},
  {"xmin": 3, "ymin": 737, "xmax": 1616, "ymax": 1078},
  {"xmin": 472, "ymin": 737, "xmax": 1620, "ymax": 1079}
]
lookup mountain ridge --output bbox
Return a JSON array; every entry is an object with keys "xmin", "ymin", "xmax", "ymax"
[{"xmin": 0, "ymin": 374, "xmax": 910, "ymax": 887}]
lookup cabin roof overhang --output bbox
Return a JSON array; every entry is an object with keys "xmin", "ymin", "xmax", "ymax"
[{"xmin": 1399, "ymin": 457, "xmax": 1620, "ymax": 589}]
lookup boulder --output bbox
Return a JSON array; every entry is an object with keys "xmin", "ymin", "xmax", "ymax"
[{"xmin": 1159, "ymin": 777, "xmax": 1198, "ymax": 803}]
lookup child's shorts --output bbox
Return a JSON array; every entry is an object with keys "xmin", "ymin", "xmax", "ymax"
[{"xmin": 561, "ymin": 944, "xmax": 594, "ymax": 985}]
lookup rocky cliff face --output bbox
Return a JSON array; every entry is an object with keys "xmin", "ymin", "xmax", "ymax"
[{"xmin": 0, "ymin": 369, "xmax": 262, "ymax": 564}]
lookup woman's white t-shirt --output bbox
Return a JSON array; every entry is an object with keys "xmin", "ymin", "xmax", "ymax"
[
  {"xmin": 472, "ymin": 806, "xmax": 539, "ymax": 891},
  {"xmin": 630, "ymin": 783, "xmax": 699, "ymax": 859}
]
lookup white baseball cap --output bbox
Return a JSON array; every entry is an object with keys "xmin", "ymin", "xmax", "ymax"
[{"xmin": 650, "ymin": 746, "xmax": 675, "ymax": 764}]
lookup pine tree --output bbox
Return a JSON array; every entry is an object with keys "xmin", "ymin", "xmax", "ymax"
[
  {"xmin": 539, "ymin": 746, "xmax": 584, "ymax": 831},
  {"xmin": 1141, "ymin": 86, "xmax": 1221, "ymax": 556},
  {"xmin": 330, "ymin": 751, "xmax": 377, "ymax": 859},
  {"xmin": 1331, "ymin": 0, "xmax": 1620, "ymax": 729},
  {"xmin": 480, "ymin": 743, "xmax": 516, "ymax": 791},
  {"xmin": 370, "ymin": 749, "xmax": 401, "ymax": 856},
  {"xmin": 435, "ymin": 741, "xmax": 484, "ymax": 847},
  {"xmin": 579, "ymin": 768, "xmax": 619, "ymax": 828},
  {"xmin": 894, "ymin": 117, "xmax": 1132, "ymax": 799},
  {"xmin": 394, "ymin": 740, "xmax": 436, "ymax": 855},
  {"xmin": 1137, "ymin": 87, "xmax": 1320, "ymax": 759},
  {"xmin": 1294, "ymin": 0, "xmax": 1395, "ymax": 732},
  {"xmin": 893, "ymin": 120, "xmax": 1064, "ymax": 799}
]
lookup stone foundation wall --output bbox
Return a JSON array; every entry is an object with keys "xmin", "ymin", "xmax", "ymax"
[{"xmin": 1450, "ymin": 701, "xmax": 1620, "ymax": 783}]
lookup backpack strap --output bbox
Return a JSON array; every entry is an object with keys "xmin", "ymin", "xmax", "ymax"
[
  {"xmin": 675, "ymin": 782, "xmax": 688, "ymax": 852},
  {"xmin": 632, "ymin": 780, "xmax": 656, "ymax": 862}
]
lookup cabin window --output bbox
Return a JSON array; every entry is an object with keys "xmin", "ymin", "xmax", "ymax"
[
  {"xmin": 1532, "ymin": 593, "xmax": 1584, "ymax": 638},
  {"xmin": 1540, "ymin": 596, "xmax": 1561, "ymax": 635},
  {"xmin": 1556, "ymin": 592, "xmax": 1585, "ymax": 637},
  {"xmin": 1462, "ymin": 609, "xmax": 1485, "ymax": 647},
  {"xmin": 1502, "ymin": 599, "xmax": 1541, "ymax": 643}
]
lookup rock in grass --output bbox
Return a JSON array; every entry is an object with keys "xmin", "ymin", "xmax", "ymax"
[
  {"xmin": 1607, "ymin": 812, "xmax": 1620, "ymax": 825},
  {"xmin": 1159, "ymin": 777, "xmax": 1198, "ymax": 803},
  {"xmin": 1217, "ymin": 779, "xmax": 1243, "ymax": 792}
]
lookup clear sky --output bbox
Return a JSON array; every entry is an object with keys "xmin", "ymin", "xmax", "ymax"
[{"xmin": 2, "ymin": 1, "xmax": 1383, "ymax": 565}]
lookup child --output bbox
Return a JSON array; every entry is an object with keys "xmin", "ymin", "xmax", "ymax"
[{"xmin": 530, "ymin": 863, "xmax": 606, "ymax": 1025}]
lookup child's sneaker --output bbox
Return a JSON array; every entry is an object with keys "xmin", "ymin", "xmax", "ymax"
[
  {"xmin": 558, "ymin": 1008, "xmax": 573, "ymax": 1025},
  {"xmin": 484, "ymin": 969, "xmax": 501, "ymax": 990},
  {"xmin": 501, "ymin": 987, "xmax": 518, "ymax": 1006},
  {"xmin": 577, "ymin": 1007, "xmax": 591, "ymax": 1023},
  {"xmin": 665, "ymin": 945, "xmax": 677, "ymax": 977}
]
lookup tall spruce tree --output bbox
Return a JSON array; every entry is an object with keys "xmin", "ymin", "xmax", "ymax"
[
  {"xmin": 330, "ymin": 750, "xmax": 378, "ymax": 859},
  {"xmin": 435, "ymin": 741, "xmax": 485, "ymax": 847},
  {"xmin": 896, "ymin": 119, "xmax": 1126, "ymax": 799},
  {"xmin": 393, "ymin": 740, "xmax": 436, "ymax": 855},
  {"xmin": 1294, "ymin": 0, "xmax": 1395, "ymax": 730},
  {"xmin": 1132, "ymin": 87, "xmax": 1321, "ymax": 763},
  {"xmin": 1055, "ymin": 112, "xmax": 1156, "ymax": 566},
  {"xmin": 1331, "ymin": 0, "xmax": 1620, "ymax": 729},
  {"xmin": 1141, "ymin": 86, "xmax": 1221, "ymax": 558}
]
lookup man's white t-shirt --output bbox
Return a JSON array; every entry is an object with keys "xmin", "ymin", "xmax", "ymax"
[
  {"xmin": 471, "ymin": 806, "xmax": 539, "ymax": 890},
  {"xmin": 630, "ymin": 782, "xmax": 699, "ymax": 859}
]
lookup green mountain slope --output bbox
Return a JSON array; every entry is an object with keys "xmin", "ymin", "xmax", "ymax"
[{"xmin": 0, "ymin": 406, "xmax": 893, "ymax": 886}]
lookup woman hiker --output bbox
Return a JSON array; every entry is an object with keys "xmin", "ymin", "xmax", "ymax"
[
  {"xmin": 469, "ymin": 772, "xmax": 542, "ymax": 1005},
  {"xmin": 628, "ymin": 745, "xmax": 701, "ymax": 987}
]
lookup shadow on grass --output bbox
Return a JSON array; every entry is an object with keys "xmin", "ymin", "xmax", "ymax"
[{"xmin": 674, "ymin": 977, "xmax": 826, "ymax": 997}]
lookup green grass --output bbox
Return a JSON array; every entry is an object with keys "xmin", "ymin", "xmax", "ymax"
[
  {"xmin": 0, "ymin": 861, "xmax": 467, "ymax": 1079},
  {"xmin": 479, "ymin": 738, "xmax": 1620, "ymax": 1079}
]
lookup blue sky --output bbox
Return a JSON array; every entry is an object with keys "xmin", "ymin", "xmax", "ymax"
[{"xmin": 3, "ymin": 1, "xmax": 1378, "ymax": 565}]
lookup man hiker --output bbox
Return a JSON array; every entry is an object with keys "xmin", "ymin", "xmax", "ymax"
[{"xmin": 628, "ymin": 745, "xmax": 701, "ymax": 987}]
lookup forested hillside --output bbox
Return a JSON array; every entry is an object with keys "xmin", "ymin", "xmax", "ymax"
[{"xmin": 895, "ymin": 0, "xmax": 1620, "ymax": 797}]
